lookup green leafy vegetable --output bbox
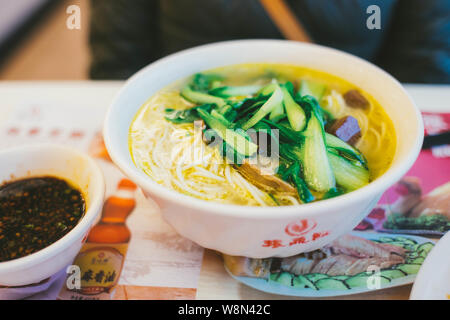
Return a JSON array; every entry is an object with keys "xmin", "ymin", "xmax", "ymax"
[
  {"xmin": 262, "ymin": 119, "xmax": 304, "ymax": 144},
  {"xmin": 163, "ymin": 72, "xmax": 372, "ymax": 204},
  {"xmin": 296, "ymin": 97, "xmax": 335, "ymax": 192},
  {"xmin": 211, "ymin": 109, "xmax": 233, "ymax": 127},
  {"xmin": 325, "ymin": 132, "xmax": 367, "ymax": 167},
  {"xmin": 164, "ymin": 104, "xmax": 213, "ymax": 124},
  {"xmin": 298, "ymin": 79, "xmax": 326, "ymax": 101},
  {"xmin": 327, "ymin": 150, "xmax": 369, "ymax": 191},
  {"xmin": 281, "ymin": 85, "xmax": 306, "ymax": 131},
  {"xmin": 256, "ymin": 82, "xmax": 277, "ymax": 97},
  {"xmin": 383, "ymin": 213, "xmax": 450, "ymax": 232},
  {"xmin": 191, "ymin": 73, "xmax": 224, "ymax": 92},
  {"xmin": 181, "ymin": 86, "xmax": 226, "ymax": 107},
  {"xmin": 197, "ymin": 108, "xmax": 258, "ymax": 157},
  {"xmin": 287, "ymin": 162, "xmax": 315, "ymax": 203},
  {"xmin": 242, "ymin": 85, "xmax": 284, "ymax": 130},
  {"xmin": 209, "ymin": 85, "xmax": 262, "ymax": 98},
  {"xmin": 322, "ymin": 187, "xmax": 344, "ymax": 200}
]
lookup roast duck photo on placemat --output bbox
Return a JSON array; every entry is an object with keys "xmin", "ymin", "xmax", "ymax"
[
  {"xmin": 224, "ymin": 234, "xmax": 433, "ymax": 290},
  {"xmin": 382, "ymin": 179, "xmax": 450, "ymax": 234}
]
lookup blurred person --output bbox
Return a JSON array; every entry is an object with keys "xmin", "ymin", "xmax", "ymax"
[{"xmin": 89, "ymin": 0, "xmax": 450, "ymax": 83}]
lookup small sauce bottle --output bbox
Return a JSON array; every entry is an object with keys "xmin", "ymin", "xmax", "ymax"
[{"xmin": 58, "ymin": 179, "xmax": 136, "ymax": 300}]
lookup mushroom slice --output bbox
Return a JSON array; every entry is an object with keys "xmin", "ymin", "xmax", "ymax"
[
  {"xmin": 236, "ymin": 158, "xmax": 297, "ymax": 196},
  {"xmin": 343, "ymin": 89, "xmax": 369, "ymax": 109}
]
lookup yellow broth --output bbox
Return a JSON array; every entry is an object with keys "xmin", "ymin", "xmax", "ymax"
[{"xmin": 129, "ymin": 63, "xmax": 396, "ymax": 206}]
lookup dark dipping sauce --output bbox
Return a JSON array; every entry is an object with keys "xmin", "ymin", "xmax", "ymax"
[{"xmin": 0, "ymin": 176, "xmax": 85, "ymax": 262}]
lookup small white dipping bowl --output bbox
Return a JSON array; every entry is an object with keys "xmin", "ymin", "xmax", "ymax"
[
  {"xmin": 0, "ymin": 144, "xmax": 105, "ymax": 286},
  {"xmin": 104, "ymin": 40, "xmax": 423, "ymax": 258}
]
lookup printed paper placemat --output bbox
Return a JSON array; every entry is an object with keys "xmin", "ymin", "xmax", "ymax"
[{"xmin": 0, "ymin": 100, "xmax": 204, "ymax": 300}]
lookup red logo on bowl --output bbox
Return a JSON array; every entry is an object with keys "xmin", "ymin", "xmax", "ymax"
[
  {"xmin": 262, "ymin": 219, "xmax": 329, "ymax": 249},
  {"xmin": 284, "ymin": 219, "xmax": 317, "ymax": 237}
]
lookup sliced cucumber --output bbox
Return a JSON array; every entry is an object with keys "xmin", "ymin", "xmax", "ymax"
[
  {"xmin": 408, "ymin": 257, "xmax": 425, "ymax": 264},
  {"xmin": 345, "ymin": 273, "xmax": 390, "ymax": 289},
  {"xmin": 394, "ymin": 236, "xmax": 416, "ymax": 244},
  {"xmin": 405, "ymin": 239, "xmax": 418, "ymax": 246},
  {"xmin": 293, "ymin": 275, "xmax": 318, "ymax": 290},
  {"xmin": 331, "ymin": 275, "xmax": 350, "ymax": 281},
  {"xmin": 281, "ymin": 86, "xmax": 306, "ymax": 131},
  {"xmin": 327, "ymin": 150, "xmax": 369, "ymax": 191},
  {"xmin": 305, "ymin": 273, "xmax": 329, "ymax": 282},
  {"xmin": 395, "ymin": 264, "xmax": 421, "ymax": 275},
  {"xmin": 298, "ymin": 79, "xmax": 326, "ymax": 101},
  {"xmin": 379, "ymin": 269, "xmax": 407, "ymax": 280},
  {"xmin": 269, "ymin": 272, "xmax": 280, "ymax": 282},
  {"xmin": 388, "ymin": 241, "xmax": 412, "ymax": 249},
  {"xmin": 209, "ymin": 85, "xmax": 262, "ymax": 98},
  {"xmin": 197, "ymin": 108, "xmax": 258, "ymax": 156},
  {"xmin": 407, "ymin": 251, "xmax": 420, "ymax": 259},
  {"xmin": 274, "ymin": 272, "xmax": 293, "ymax": 286},
  {"xmin": 419, "ymin": 250, "xmax": 431, "ymax": 259},
  {"xmin": 315, "ymin": 278, "xmax": 349, "ymax": 290},
  {"xmin": 344, "ymin": 274, "xmax": 369, "ymax": 289},
  {"xmin": 417, "ymin": 242, "xmax": 434, "ymax": 255},
  {"xmin": 298, "ymin": 114, "xmax": 335, "ymax": 192},
  {"xmin": 242, "ymin": 85, "xmax": 284, "ymax": 130},
  {"xmin": 181, "ymin": 86, "xmax": 226, "ymax": 107},
  {"xmin": 393, "ymin": 238, "xmax": 417, "ymax": 247}
]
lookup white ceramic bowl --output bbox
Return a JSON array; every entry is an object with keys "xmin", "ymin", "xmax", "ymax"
[
  {"xmin": 104, "ymin": 40, "xmax": 423, "ymax": 258},
  {"xmin": 0, "ymin": 144, "xmax": 105, "ymax": 286}
]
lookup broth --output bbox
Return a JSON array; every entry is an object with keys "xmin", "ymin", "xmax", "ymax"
[{"xmin": 129, "ymin": 63, "xmax": 396, "ymax": 206}]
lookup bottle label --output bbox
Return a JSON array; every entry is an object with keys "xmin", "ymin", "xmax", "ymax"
[{"xmin": 58, "ymin": 243, "xmax": 128, "ymax": 300}]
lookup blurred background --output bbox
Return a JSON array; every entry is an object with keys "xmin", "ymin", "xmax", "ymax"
[
  {"xmin": 0, "ymin": 0, "xmax": 89, "ymax": 80},
  {"xmin": 0, "ymin": 0, "xmax": 449, "ymax": 82}
]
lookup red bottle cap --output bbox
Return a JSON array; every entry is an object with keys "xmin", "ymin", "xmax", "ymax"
[{"xmin": 117, "ymin": 179, "xmax": 137, "ymax": 191}]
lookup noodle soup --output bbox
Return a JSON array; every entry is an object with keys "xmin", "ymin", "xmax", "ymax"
[{"xmin": 129, "ymin": 63, "xmax": 396, "ymax": 206}]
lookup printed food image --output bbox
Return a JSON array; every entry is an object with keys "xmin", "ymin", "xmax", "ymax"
[
  {"xmin": 0, "ymin": 177, "xmax": 85, "ymax": 262},
  {"xmin": 384, "ymin": 179, "xmax": 450, "ymax": 233},
  {"xmin": 129, "ymin": 64, "xmax": 396, "ymax": 206},
  {"xmin": 224, "ymin": 234, "xmax": 434, "ymax": 291}
]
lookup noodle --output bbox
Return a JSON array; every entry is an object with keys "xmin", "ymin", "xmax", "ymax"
[{"xmin": 129, "ymin": 63, "xmax": 396, "ymax": 206}]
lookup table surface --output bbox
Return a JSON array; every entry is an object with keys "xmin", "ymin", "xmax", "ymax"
[{"xmin": 0, "ymin": 81, "xmax": 448, "ymax": 300}]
